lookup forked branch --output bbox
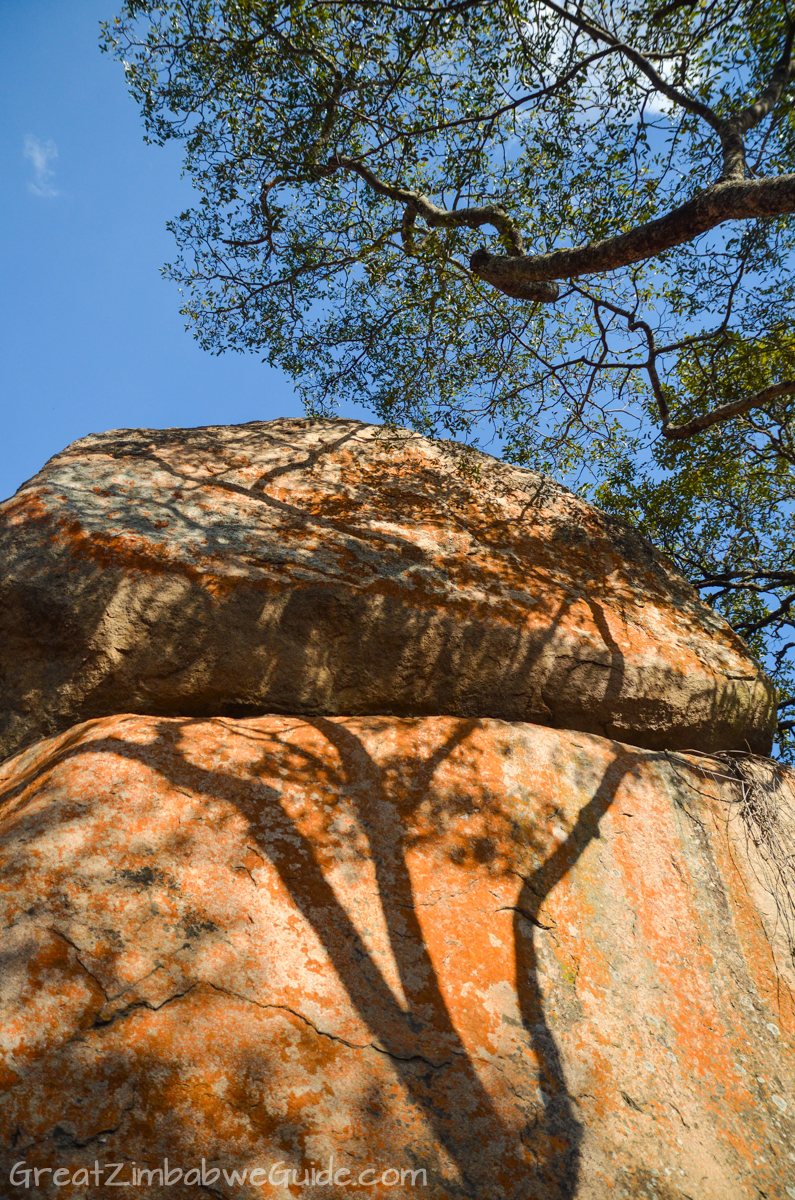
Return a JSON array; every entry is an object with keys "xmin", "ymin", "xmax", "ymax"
[{"xmin": 319, "ymin": 154, "xmax": 561, "ymax": 301}]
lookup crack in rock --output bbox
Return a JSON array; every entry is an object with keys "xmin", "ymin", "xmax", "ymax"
[
  {"xmin": 50, "ymin": 928, "xmax": 110, "ymax": 1001},
  {"xmin": 205, "ymin": 982, "xmax": 452, "ymax": 1070},
  {"xmin": 91, "ymin": 985, "xmax": 198, "ymax": 1031},
  {"xmin": 12, "ymin": 1089, "xmax": 138, "ymax": 1155}
]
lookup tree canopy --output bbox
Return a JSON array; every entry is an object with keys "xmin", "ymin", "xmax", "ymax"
[{"xmin": 103, "ymin": 0, "xmax": 795, "ymax": 753}]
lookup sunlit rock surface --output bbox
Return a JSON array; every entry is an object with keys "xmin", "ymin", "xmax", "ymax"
[
  {"xmin": 1, "ymin": 713, "xmax": 792, "ymax": 1199},
  {"xmin": 0, "ymin": 418, "xmax": 775, "ymax": 763}
]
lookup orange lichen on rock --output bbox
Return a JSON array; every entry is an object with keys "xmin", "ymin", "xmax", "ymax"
[
  {"xmin": 1, "ymin": 713, "xmax": 793, "ymax": 1198},
  {"xmin": 0, "ymin": 419, "xmax": 775, "ymax": 763}
]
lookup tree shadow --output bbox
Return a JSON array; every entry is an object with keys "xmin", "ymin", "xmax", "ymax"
[
  {"xmin": 511, "ymin": 749, "xmax": 644, "ymax": 1197},
  {"xmin": 0, "ymin": 714, "xmax": 643, "ymax": 1198}
]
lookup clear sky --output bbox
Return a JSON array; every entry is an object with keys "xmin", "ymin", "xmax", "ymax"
[{"xmin": 0, "ymin": 1, "xmax": 372, "ymax": 502}]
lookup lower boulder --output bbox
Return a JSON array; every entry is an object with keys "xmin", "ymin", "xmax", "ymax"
[{"xmin": 0, "ymin": 713, "xmax": 793, "ymax": 1198}]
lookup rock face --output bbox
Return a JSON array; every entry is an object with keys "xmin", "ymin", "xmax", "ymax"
[
  {"xmin": 1, "ymin": 713, "xmax": 793, "ymax": 1199},
  {"xmin": 0, "ymin": 418, "xmax": 775, "ymax": 764}
]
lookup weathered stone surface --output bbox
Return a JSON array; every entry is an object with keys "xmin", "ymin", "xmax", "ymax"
[
  {"xmin": 0, "ymin": 418, "xmax": 775, "ymax": 762},
  {"xmin": 1, "ymin": 713, "xmax": 793, "ymax": 1198}
]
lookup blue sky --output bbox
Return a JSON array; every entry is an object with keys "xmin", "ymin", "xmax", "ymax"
[{"xmin": 0, "ymin": 1, "xmax": 366, "ymax": 501}]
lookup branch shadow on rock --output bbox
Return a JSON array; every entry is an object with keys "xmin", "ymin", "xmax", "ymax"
[{"xmin": 0, "ymin": 715, "xmax": 645, "ymax": 1199}]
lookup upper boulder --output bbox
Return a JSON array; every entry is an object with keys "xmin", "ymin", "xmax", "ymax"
[{"xmin": 0, "ymin": 418, "xmax": 775, "ymax": 761}]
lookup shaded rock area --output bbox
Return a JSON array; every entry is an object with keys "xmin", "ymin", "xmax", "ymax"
[
  {"xmin": 1, "ymin": 713, "xmax": 793, "ymax": 1199},
  {"xmin": 0, "ymin": 418, "xmax": 776, "ymax": 763}
]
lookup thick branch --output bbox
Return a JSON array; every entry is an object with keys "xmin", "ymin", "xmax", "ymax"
[
  {"xmin": 661, "ymin": 378, "xmax": 795, "ymax": 439},
  {"xmin": 322, "ymin": 154, "xmax": 524, "ymax": 248},
  {"xmin": 719, "ymin": 24, "xmax": 795, "ymax": 179},
  {"xmin": 737, "ymin": 592, "xmax": 795, "ymax": 636},
  {"xmin": 471, "ymin": 174, "xmax": 795, "ymax": 296}
]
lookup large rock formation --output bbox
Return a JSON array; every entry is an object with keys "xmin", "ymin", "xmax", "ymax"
[
  {"xmin": 1, "ymin": 420, "xmax": 790, "ymax": 1198},
  {"xmin": 0, "ymin": 713, "xmax": 793, "ymax": 1199},
  {"xmin": 0, "ymin": 418, "xmax": 776, "ymax": 763}
]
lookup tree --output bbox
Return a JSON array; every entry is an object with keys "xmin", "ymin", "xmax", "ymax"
[{"xmin": 103, "ymin": 0, "xmax": 795, "ymax": 752}]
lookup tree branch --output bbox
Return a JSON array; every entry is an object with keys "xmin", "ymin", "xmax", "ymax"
[
  {"xmin": 538, "ymin": 0, "xmax": 721, "ymax": 130},
  {"xmin": 661, "ymin": 378, "xmax": 795, "ymax": 438},
  {"xmin": 737, "ymin": 592, "xmax": 795, "ymax": 636},
  {"xmin": 719, "ymin": 23, "xmax": 795, "ymax": 179},
  {"xmin": 302, "ymin": 23, "xmax": 795, "ymax": 315},
  {"xmin": 321, "ymin": 155, "xmax": 523, "ymax": 248},
  {"xmin": 319, "ymin": 153, "xmax": 561, "ymax": 300},
  {"xmin": 360, "ymin": 46, "xmax": 618, "ymax": 160},
  {"xmin": 570, "ymin": 283, "xmax": 795, "ymax": 439},
  {"xmin": 650, "ymin": 0, "xmax": 697, "ymax": 24},
  {"xmin": 539, "ymin": 3, "xmax": 795, "ymax": 181},
  {"xmin": 471, "ymin": 174, "xmax": 795, "ymax": 296},
  {"xmin": 693, "ymin": 570, "xmax": 795, "ymax": 588}
]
